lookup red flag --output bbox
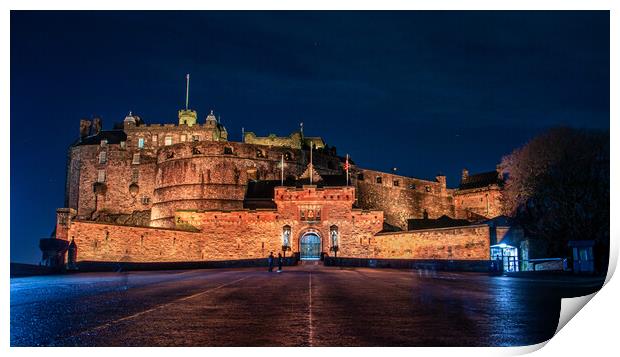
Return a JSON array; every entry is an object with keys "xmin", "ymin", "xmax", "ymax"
[{"xmin": 344, "ymin": 155, "xmax": 349, "ymax": 171}]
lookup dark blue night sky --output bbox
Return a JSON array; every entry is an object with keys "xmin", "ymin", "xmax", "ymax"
[{"xmin": 10, "ymin": 11, "xmax": 609, "ymax": 263}]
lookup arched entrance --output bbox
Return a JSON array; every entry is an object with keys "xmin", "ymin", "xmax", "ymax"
[{"xmin": 300, "ymin": 231, "xmax": 321, "ymax": 260}]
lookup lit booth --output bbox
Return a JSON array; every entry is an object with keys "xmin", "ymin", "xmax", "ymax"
[
  {"xmin": 485, "ymin": 216, "xmax": 523, "ymax": 273},
  {"xmin": 568, "ymin": 240, "xmax": 595, "ymax": 273},
  {"xmin": 490, "ymin": 243, "xmax": 519, "ymax": 272}
]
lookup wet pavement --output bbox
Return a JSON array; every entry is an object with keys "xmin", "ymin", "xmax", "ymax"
[{"xmin": 10, "ymin": 264, "xmax": 604, "ymax": 347}]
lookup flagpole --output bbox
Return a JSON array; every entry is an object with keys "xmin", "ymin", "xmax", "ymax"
[
  {"xmin": 309, "ymin": 140, "xmax": 313, "ymax": 185},
  {"xmin": 185, "ymin": 74, "xmax": 190, "ymax": 110},
  {"xmin": 346, "ymin": 153, "xmax": 349, "ymax": 186},
  {"xmin": 281, "ymin": 154, "xmax": 284, "ymax": 186}
]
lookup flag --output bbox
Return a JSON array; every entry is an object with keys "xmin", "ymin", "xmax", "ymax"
[{"xmin": 345, "ymin": 154, "xmax": 350, "ymax": 186}]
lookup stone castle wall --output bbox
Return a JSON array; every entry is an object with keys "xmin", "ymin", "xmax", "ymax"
[
  {"xmin": 243, "ymin": 131, "xmax": 303, "ymax": 149},
  {"xmin": 353, "ymin": 168, "xmax": 455, "ymax": 230},
  {"xmin": 371, "ymin": 225, "xmax": 491, "ymax": 260},
  {"xmin": 60, "ymin": 215, "xmax": 489, "ymax": 263},
  {"xmin": 68, "ymin": 143, "xmax": 158, "ymax": 218},
  {"xmin": 454, "ymin": 186, "xmax": 503, "ymax": 219},
  {"xmin": 67, "ymin": 137, "xmax": 342, "ymax": 226}
]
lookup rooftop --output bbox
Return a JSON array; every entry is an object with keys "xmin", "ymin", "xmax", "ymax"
[{"xmin": 459, "ymin": 170, "xmax": 503, "ymax": 190}]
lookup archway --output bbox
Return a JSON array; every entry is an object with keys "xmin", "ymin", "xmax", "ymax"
[{"xmin": 300, "ymin": 231, "xmax": 321, "ymax": 260}]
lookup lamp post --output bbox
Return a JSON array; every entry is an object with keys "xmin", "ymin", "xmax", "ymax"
[
  {"xmin": 282, "ymin": 244, "xmax": 291, "ymax": 259},
  {"xmin": 330, "ymin": 245, "xmax": 339, "ymax": 258}
]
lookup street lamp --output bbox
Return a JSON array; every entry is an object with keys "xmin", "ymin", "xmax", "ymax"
[
  {"xmin": 282, "ymin": 225, "xmax": 291, "ymax": 259},
  {"xmin": 282, "ymin": 244, "xmax": 291, "ymax": 259}
]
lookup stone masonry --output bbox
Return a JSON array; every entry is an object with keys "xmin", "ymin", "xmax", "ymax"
[{"xmin": 46, "ymin": 102, "xmax": 505, "ymax": 265}]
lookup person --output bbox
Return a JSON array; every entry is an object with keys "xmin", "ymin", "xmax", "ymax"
[
  {"xmin": 277, "ymin": 253, "xmax": 283, "ymax": 272},
  {"xmin": 268, "ymin": 252, "xmax": 274, "ymax": 272}
]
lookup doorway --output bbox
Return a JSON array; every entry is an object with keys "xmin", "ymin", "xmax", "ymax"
[{"xmin": 300, "ymin": 232, "xmax": 321, "ymax": 260}]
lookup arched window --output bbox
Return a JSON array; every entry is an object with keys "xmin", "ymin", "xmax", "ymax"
[
  {"xmin": 256, "ymin": 149, "xmax": 265, "ymax": 158},
  {"xmin": 284, "ymin": 151, "xmax": 293, "ymax": 161}
]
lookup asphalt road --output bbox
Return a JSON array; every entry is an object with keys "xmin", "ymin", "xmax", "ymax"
[{"xmin": 10, "ymin": 264, "xmax": 604, "ymax": 347}]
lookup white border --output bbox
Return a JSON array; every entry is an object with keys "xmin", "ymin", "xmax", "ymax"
[{"xmin": 2, "ymin": 1, "xmax": 616, "ymax": 357}]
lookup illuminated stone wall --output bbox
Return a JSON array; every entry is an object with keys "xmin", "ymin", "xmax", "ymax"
[
  {"xmin": 371, "ymin": 225, "xmax": 491, "ymax": 260},
  {"xmin": 56, "ymin": 185, "xmax": 490, "ymax": 263},
  {"xmin": 66, "ymin": 134, "xmax": 341, "ymax": 226},
  {"xmin": 243, "ymin": 131, "xmax": 303, "ymax": 149},
  {"xmin": 353, "ymin": 168, "xmax": 456, "ymax": 230},
  {"xmin": 454, "ymin": 186, "xmax": 503, "ymax": 219}
]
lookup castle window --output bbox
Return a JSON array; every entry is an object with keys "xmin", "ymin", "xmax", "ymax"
[
  {"xmin": 181, "ymin": 134, "xmax": 187, "ymax": 142},
  {"xmin": 141, "ymin": 196, "xmax": 150, "ymax": 205},
  {"xmin": 409, "ymin": 183, "xmax": 416, "ymax": 190},
  {"xmin": 98, "ymin": 151, "xmax": 107, "ymax": 164},
  {"xmin": 120, "ymin": 141, "xmax": 126, "ymax": 149},
  {"xmin": 132, "ymin": 153, "xmax": 140, "ymax": 165},
  {"xmin": 138, "ymin": 138, "xmax": 145, "ymax": 149},
  {"xmin": 165, "ymin": 136, "xmax": 173, "ymax": 146},
  {"xmin": 132, "ymin": 169, "xmax": 139, "ymax": 183},
  {"xmin": 284, "ymin": 151, "xmax": 293, "ymax": 161},
  {"xmin": 152, "ymin": 134, "xmax": 158, "ymax": 145},
  {"xmin": 256, "ymin": 149, "xmax": 265, "ymax": 158},
  {"xmin": 193, "ymin": 135, "xmax": 200, "ymax": 142},
  {"xmin": 97, "ymin": 169, "xmax": 106, "ymax": 183},
  {"xmin": 425, "ymin": 186, "xmax": 431, "ymax": 192},
  {"xmin": 376, "ymin": 176, "xmax": 382, "ymax": 184},
  {"xmin": 224, "ymin": 147, "xmax": 233, "ymax": 155},
  {"xmin": 393, "ymin": 180, "xmax": 399, "ymax": 187},
  {"xmin": 100, "ymin": 139, "xmax": 108, "ymax": 147}
]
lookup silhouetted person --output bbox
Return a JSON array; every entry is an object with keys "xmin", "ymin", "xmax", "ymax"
[
  {"xmin": 277, "ymin": 253, "xmax": 283, "ymax": 272},
  {"xmin": 268, "ymin": 252, "xmax": 274, "ymax": 272}
]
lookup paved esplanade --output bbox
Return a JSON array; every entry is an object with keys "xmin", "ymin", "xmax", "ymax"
[{"xmin": 10, "ymin": 265, "xmax": 602, "ymax": 346}]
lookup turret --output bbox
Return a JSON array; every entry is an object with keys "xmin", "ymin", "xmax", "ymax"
[
  {"xmin": 461, "ymin": 168, "xmax": 469, "ymax": 181},
  {"xmin": 91, "ymin": 117, "xmax": 102, "ymax": 135},
  {"xmin": 178, "ymin": 109, "xmax": 197, "ymax": 126},
  {"xmin": 79, "ymin": 119, "xmax": 91, "ymax": 139}
]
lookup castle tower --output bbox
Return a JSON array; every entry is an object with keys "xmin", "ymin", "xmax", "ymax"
[
  {"xmin": 206, "ymin": 109, "xmax": 217, "ymax": 124},
  {"xmin": 178, "ymin": 74, "xmax": 198, "ymax": 126},
  {"xmin": 178, "ymin": 109, "xmax": 198, "ymax": 126}
]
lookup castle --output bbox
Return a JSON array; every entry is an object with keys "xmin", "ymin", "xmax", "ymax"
[{"xmin": 41, "ymin": 84, "xmax": 510, "ymax": 267}]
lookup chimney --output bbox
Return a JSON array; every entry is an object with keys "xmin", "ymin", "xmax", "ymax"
[
  {"xmin": 79, "ymin": 119, "xmax": 92, "ymax": 139},
  {"xmin": 91, "ymin": 117, "xmax": 102, "ymax": 135},
  {"xmin": 461, "ymin": 168, "xmax": 469, "ymax": 181}
]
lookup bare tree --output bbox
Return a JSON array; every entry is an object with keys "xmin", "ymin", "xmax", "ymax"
[{"xmin": 499, "ymin": 127, "xmax": 609, "ymax": 271}]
